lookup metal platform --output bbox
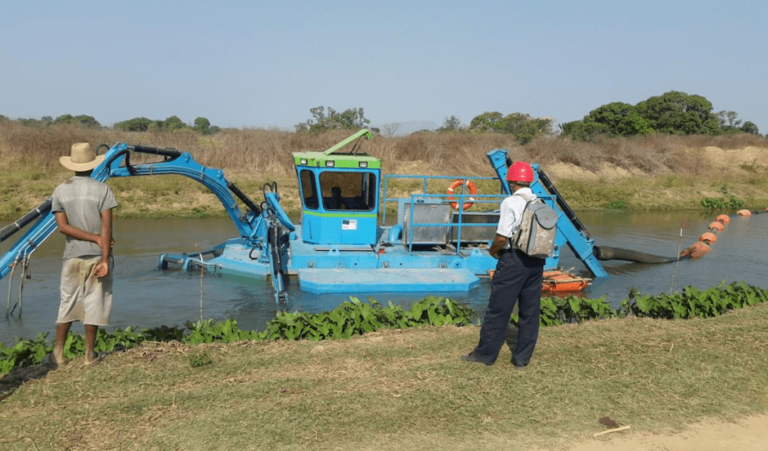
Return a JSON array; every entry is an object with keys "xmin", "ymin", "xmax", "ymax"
[{"xmin": 296, "ymin": 268, "xmax": 480, "ymax": 293}]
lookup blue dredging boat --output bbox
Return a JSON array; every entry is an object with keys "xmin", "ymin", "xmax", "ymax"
[{"xmin": 3, "ymin": 130, "xmax": 679, "ymax": 304}]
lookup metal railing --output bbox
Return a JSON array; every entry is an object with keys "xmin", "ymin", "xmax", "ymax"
[{"xmin": 382, "ymin": 175, "xmax": 508, "ymax": 253}]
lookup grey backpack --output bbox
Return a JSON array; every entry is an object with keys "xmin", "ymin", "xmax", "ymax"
[{"xmin": 511, "ymin": 193, "xmax": 558, "ymax": 258}]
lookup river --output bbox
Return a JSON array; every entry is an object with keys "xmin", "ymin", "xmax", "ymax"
[{"xmin": 2, "ymin": 211, "xmax": 766, "ymax": 345}]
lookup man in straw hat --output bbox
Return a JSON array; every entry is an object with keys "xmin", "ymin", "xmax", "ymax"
[{"xmin": 51, "ymin": 143, "xmax": 117, "ymax": 366}]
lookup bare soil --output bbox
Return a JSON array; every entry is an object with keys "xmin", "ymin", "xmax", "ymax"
[{"xmin": 564, "ymin": 414, "xmax": 768, "ymax": 451}]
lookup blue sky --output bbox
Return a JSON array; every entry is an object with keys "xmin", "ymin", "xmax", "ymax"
[{"xmin": 1, "ymin": 0, "xmax": 766, "ymax": 133}]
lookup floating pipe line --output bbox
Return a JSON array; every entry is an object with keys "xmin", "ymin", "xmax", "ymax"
[{"xmin": 680, "ymin": 208, "xmax": 768, "ymax": 260}]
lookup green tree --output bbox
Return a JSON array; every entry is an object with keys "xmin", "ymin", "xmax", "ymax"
[
  {"xmin": 559, "ymin": 120, "xmax": 591, "ymax": 141},
  {"xmin": 17, "ymin": 118, "xmax": 45, "ymax": 127},
  {"xmin": 162, "ymin": 115, "xmax": 185, "ymax": 130},
  {"xmin": 193, "ymin": 117, "xmax": 212, "ymax": 134},
  {"xmin": 469, "ymin": 111, "xmax": 553, "ymax": 144},
  {"xmin": 468, "ymin": 111, "xmax": 504, "ymax": 133},
  {"xmin": 635, "ymin": 91, "xmax": 721, "ymax": 135},
  {"xmin": 583, "ymin": 102, "xmax": 652, "ymax": 137},
  {"xmin": 716, "ymin": 110, "xmax": 743, "ymax": 134},
  {"xmin": 438, "ymin": 115, "xmax": 463, "ymax": 132},
  {"xmin": 296, "ymin": 106, "xmax": 371, "ymax": 132},
  {"xmin": 740, "ymin": 121, "xmax": 760, "ymax": 135},
  {"xmin": 114, "ymin": 117, "xmax": 154, "ymax": 132},
  {"xmin": 53, "ymin": 114, "xmax": 101, "ymax": 129}
]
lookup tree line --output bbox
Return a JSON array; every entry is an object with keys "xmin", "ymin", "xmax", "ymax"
[
  {"xmin": 0, "ymin": 114, "xmax": 219, "ymax": 135},
  {"xmin": 296, "ymin": 91, "xmax": 761, "ymax": 144},
  {"xmin": 2, "ymin": 90, "xmax": 762, "ymax": 143}
]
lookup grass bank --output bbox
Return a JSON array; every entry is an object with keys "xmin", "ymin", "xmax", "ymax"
[{"xmin": 1, "ymin": 303, "xmax": 767, "ymax": 450}]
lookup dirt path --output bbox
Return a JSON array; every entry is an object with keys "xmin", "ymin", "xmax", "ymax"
[{"xmin": 566, "ymin": 413, "xmax": 768, "ymax": 451}]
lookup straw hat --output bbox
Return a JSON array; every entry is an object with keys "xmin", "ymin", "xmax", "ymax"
[{"xmin": 59, "ymin": 143, "xmax": 105, "ymax": 171}]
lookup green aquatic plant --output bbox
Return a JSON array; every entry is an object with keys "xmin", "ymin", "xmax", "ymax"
[{"xmin": 2, "ymin": 283, "xmax": 767, "ymax": 375}]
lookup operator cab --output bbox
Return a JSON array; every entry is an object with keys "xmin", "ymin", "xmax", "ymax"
[{"xmin": 293, "ymin": 130, "xmax": 380, "ymax": 246}]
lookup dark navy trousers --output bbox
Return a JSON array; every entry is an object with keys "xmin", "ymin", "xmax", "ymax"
[{"xmin": 472, "ymin": 249, "xmax": 544, "ymax": 366}]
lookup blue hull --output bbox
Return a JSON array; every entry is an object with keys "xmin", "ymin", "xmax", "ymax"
[{"xmin": 161, "ymin": 225, "xmax": 497, "ymax": 294}]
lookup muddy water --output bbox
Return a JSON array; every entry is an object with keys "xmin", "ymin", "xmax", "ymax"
[{"xmin": 2, "ymin": 212, "xmax": 766, "ymax": 345}]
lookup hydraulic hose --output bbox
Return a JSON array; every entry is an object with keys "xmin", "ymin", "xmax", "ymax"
[
  {"xmin": 0, "ymin": 199, "xmax": 52, "ymax": 243},
  {"xmin": 227, "ymin": 182, "xmax": 261, "ymax": 216},
  {"xmin": 593, "ymin": 245, "xmax": 677, "ymax": 264},
  {"xmin": 133, "ymin": 145, "xmax": 182, "ymax": 158}
]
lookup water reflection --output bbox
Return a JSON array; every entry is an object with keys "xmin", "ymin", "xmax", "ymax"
[{"xmin": 2, "ymin": 212, "xmax": 766, "ymax": 345}]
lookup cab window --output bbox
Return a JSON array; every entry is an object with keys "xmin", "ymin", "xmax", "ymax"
[
  {"xmin": 299, "ymin": 169, "xmax": 319, "ymax": 210},
  {"xmin": 319, "ymin": 171, "xmax": 376, "ymax": 211}
]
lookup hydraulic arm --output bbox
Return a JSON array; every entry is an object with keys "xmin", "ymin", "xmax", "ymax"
[
  {"xmin": 0, "ymin": 143, "xmax": 294, "ymax": 287},
  {"xmin": 486, "ymin": 148, "xmax": 609, "ymax": 277}
]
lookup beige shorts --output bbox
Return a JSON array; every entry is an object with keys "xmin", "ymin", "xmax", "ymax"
[{"xmin": 57, "ymin": 256, "xmax": 113, "ymax": 326}]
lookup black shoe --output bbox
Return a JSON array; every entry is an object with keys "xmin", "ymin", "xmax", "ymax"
[
  {"xmin": 511, "ymin": 360, "xmax": 527, "ymax": 371},
  {"xmin": 461, "ymin": 353, "xmax": 492, "ymax": 366}
]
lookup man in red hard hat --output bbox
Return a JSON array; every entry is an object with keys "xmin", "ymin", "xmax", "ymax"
[{"xmin": 462, "ymin": 161, "xmax": 544, "ymax": 370}]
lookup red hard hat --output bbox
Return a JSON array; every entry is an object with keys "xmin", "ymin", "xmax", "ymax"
[{"xmin": 506, "ymin": 161, "xmax": 534, "ymax": 183}]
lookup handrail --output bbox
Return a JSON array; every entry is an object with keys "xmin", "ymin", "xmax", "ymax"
[
  {"xmin": 381, "ymin": 174, "xmax": 503, "ymax": 225},
  {"xmin": 402, "ymin": 193, "xmax": 506, "ymax": 253}
]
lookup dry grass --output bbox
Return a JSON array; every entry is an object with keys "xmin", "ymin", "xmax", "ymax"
[
  {"xmin": 1, "ymin": 122, "xmax": 767, "ymax": 219},
  {"xmin": 3, "ymin": 122, "xmax": 765, "ymax": 178},
  {"xmin": 1, "ymin": 304, "xmax": 767, "ymax": 450}
]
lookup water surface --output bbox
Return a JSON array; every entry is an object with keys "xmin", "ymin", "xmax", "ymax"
[{"xmin": 2, "ymin": 211, "xmax": 766, "ymax": 345}]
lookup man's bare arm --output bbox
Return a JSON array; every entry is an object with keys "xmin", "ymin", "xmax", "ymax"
[
  {"xmin": 488, "ymin": 234, "xmax": 508, "ymax": 259},
  {"xmin": 93, "ymin": 209, "xmax": 113, "ymax": 278},
  {"xmin": 54, "ymin": 211, "xmax": 100, "ymax": 244}
]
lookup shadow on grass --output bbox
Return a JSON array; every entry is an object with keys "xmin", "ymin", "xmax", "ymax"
[{"xmin": 0, "ymin": 355, "xmax": 58, "ymax": 401}]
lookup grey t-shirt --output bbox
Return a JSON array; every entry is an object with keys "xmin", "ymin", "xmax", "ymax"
[{"xmin": 51, "ymin": 176, "xmax": 118, "ymax": 259}]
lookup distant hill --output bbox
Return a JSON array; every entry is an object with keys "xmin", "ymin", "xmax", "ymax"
[{"xmin": 373, "ymin": 120, "xmax": 438, "ymax": 136}]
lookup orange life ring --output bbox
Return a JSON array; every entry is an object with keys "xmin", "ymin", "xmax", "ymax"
[{"xmin": 447, "ymin": 179, "xmax": 476, "ymax": 210}]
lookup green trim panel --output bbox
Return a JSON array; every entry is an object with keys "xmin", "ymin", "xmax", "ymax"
[
  {"xmin": 292, "ymin": 128, "xmax": 381, "ymax": 169},
  {"xmin": 293, "ymin": 153, "xmax": 381, "ymax": 169}
]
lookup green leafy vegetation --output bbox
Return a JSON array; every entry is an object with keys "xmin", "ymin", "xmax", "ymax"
[
  {"xmin": 468, "ymin": 111, "xmax": 554, "ymax": 144},
  {"xmin": 295, "ymin": 106, "xmax": 372, "ymax": 133},
  {"xmin": 700, "ymin": 185, "xmax": 744, "ymax": 209},
  {"xmin": 113, "ymin": 115, "xmax": 220, "ymax": 134},
  {"xmin": 0, "ymin": 296, "xmax": 476, "ymax": 375},
  {"xmin": 607, "ymin": 199, "xmax": 629, "ymax": 209},
  {"xmin": 561, "ymin": 91, "xmax": 762, "ymax": 140},
  {"xmin": 700, "ymin": 196, "xmax": 743, "ymax": 209},
  {"xmin": 3, "ymin": 283, "xmax": 767, "ymax": 376}
]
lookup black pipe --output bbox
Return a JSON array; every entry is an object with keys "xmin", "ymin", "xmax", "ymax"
[
  {"xmin": 594, "ymin": 245, "xmax": 677, "ymax": 264},
  {"xmin": 227, "ymin": 182, "xmax": 261, "ymax": 216},
  {"xmin": 133, "ymin": 145, "xmax": 182, "ymax": 158},
  {"xmin": 0, "ymin": 199, "xmax": 52, "ymax": 243}
]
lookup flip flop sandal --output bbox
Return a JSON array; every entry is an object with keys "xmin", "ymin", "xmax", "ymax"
[{"xmin": 84, "ymin": 356, "xmax": 102, "ymax": 367}]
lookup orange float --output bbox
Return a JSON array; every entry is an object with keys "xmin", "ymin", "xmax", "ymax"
[
  {"xmin": 488, "ymin": 269, "xmax": 591, "ymax": 292},
  {"xmin": 708, "ymin": 222, "xmax": 724, "ymax": 232},
  {"xmin": 446, "ymin": 179, "xmax": 476, "ymax": 210},
  {"xmin": 541, "ymin": 270, "xmax": 591, "ymax": 292},
  {"xmin": 681, "ymin": 242, "xmax": 710, "ymax": 259},
  {"xmin": 699, "ymin": 232, "xmax": 717, "ymax": 244},
  {"xmin": 716, "ymin": 214, "xmax": 730, "ymax": 224},
  {"xmin": 737, "ymin": 209, "xmax": 752, "ymax": 217}
]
